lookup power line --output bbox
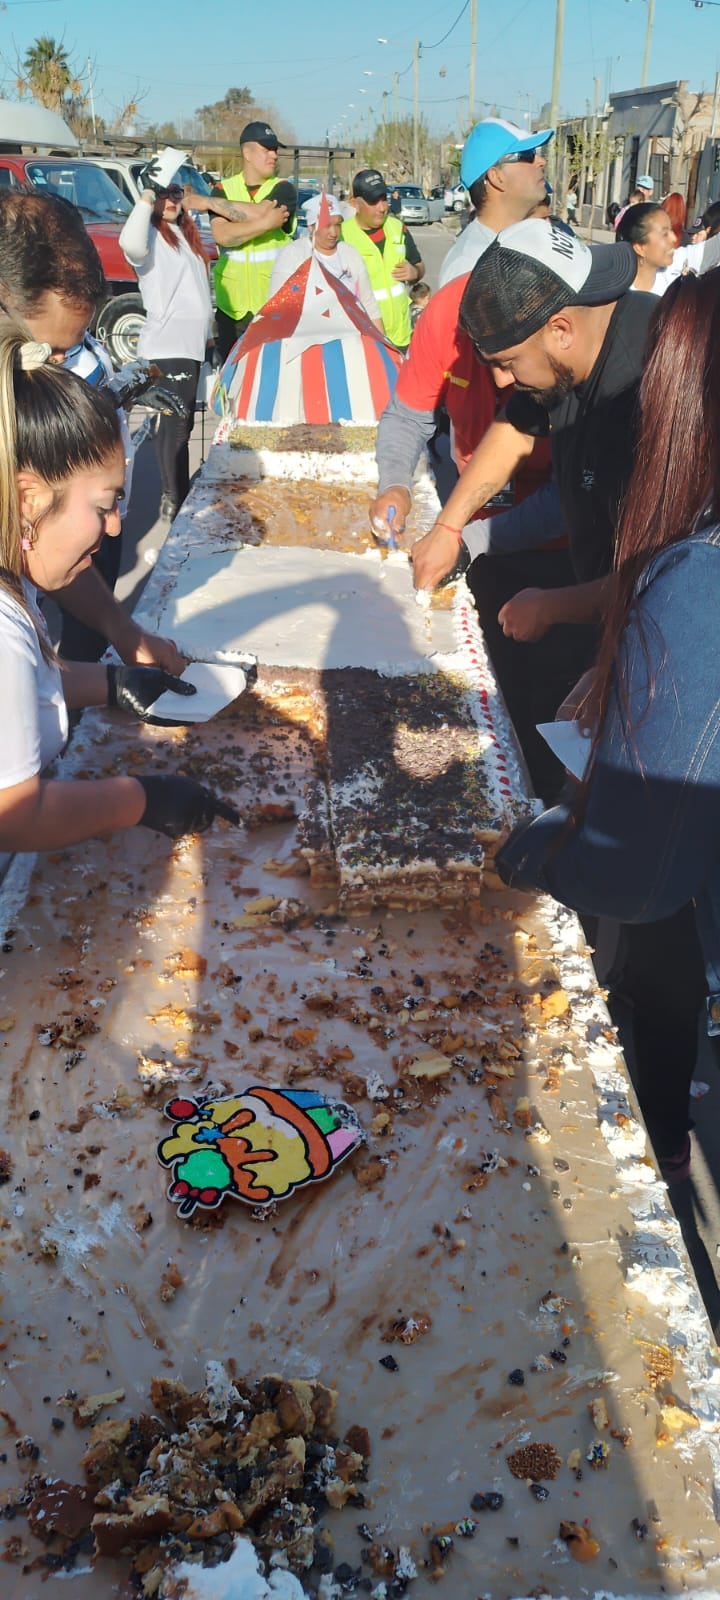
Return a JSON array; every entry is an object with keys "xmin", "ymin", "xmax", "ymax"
[
  {"xmin": 399, "ymin": 93, "xmax": 464, "ymax": 105},
  {"xmin": 422, "ymin": 0, "xmax": 473, "ymax": 50}
]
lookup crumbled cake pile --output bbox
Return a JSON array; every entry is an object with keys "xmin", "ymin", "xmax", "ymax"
[{"xmin": 5, "ymin": 1367, "xmax": 369, "ymax": 1592}]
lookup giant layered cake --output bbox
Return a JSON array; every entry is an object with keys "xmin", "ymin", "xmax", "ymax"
[{"xmin": 135, "ymin": 426, "xmax": 532, "ymax": 908}]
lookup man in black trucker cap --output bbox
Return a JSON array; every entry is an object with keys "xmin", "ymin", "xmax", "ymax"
[
  {"xmin": 411, "ymin": 216, "xmax": 646, "ymax": 614},
  {"xmin": 410, "ymin": 215, "xmax": 705, "ymax": 1194}
]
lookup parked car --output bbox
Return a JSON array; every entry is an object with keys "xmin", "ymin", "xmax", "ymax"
[
  {"xmin": 94, "ymin": 154, "xmax": 219, "ymax": 260},
  {"xmin": 394, "ymin": 184, "xmax": 429, "ymax": 225},
  {"xmin": 295, "ymin": 183, "xmax": 320, "ymax": 235},
  {"xmin": 444, "ymin": 182, "xmax": 468, "ymax": 212},
  {"xmin": 0, "ymin": 151, "xmax": 145, "ymax": 366},
  {"xmin": 426, "ymin": 187, "xmax": 446, "ymax": 222}
]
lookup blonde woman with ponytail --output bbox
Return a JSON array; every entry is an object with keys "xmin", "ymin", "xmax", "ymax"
[{"xmin": 0, "ymin": 323, "xmax": 238, "ymax": 872}]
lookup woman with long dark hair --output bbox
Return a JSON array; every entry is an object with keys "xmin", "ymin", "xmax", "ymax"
[
  {"xmin": 120, "ymin": 183, "xmax": 212, "ymax": 520},
  {"xmin": 496, "ymin": 271, "xmax": 720, "ymax": 1180},
  {"xmin": 617, "ymin": 200, "xmax": 720, "ymax": 294},
  {"xmin": 0, "ymin": 320, "xmax": 236, "ymax": 871}
]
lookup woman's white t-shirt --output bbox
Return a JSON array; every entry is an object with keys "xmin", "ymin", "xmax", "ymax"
[
  {"xmin": 0, "ymin": 580, "xmax": 67, "ymax": 788},
  {"xmin": 0, "ymin": 580, "xmax": 67, "ymax": 875}
]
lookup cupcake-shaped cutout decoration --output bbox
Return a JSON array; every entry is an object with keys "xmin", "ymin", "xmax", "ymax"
[{"xmin": 157, "ymin": 1087, "xmax": 364, "ymax": 1219}]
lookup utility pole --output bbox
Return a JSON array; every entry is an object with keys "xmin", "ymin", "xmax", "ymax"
[
  {"xmin": 413, "ymin": 38, "xmax": 420, "ymax": 184},
  {"xmin": 468, "ymin": 0, "xmax": 478, "ymax": 126},
  {"xmin": 640, "ymin": 0, "xmax": 656, "ymax": 88},
  {"xmin": 712, "ymin": 67, "xmax": 720, "ymax": 140},
  {"xmin": 587, "ymin": 75, "xmax": 601, "ymax": 239},
  {"xmin": 86, "ymin": 56, "xmax": 97, "ymax": 140},
  {"xmin": 548, "ymin": 0, "xmax": 566, "ymax": 185},
  {"xmin": 382, "ymin": 89, "xmax": 387, "ymax": 128},
  {"xmin": 393, "ymin": 71, "xmax": 399, "ymax": 123}
]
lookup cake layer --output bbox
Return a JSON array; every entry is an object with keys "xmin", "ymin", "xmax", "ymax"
[{"xmin": 296, "ymin": 669, "xmax": 489, "ymax": 908}]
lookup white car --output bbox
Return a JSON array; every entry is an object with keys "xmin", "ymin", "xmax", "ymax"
[{"xmin": 444, "ymin": 182, "xmax": 469, "ymax": 212}]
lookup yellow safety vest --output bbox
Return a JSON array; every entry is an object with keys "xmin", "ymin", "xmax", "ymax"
[
  {"xmin": 213, "ymin": 174, "xmax": 293, "ymax": 320},
  {"xmin": 341, "ymin": 213, "xmax": 411, "ymax": 347}
]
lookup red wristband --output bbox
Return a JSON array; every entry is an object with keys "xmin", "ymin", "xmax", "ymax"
[{"xmin": 436, "ymin": 521, "xmax": 464, "ymax": 543}]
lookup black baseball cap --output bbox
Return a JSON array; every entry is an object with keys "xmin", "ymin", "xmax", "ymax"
[
  {"xmin": 239, "ymin": 121, "xmax": 283, "ymax": 150},
  {"xmin": 352, "ymin": 168, "xmax": 388, "ymax": 202},
  {"xmin": 460, "ymin": 217, "xmax": 638, "ymax": 355}
]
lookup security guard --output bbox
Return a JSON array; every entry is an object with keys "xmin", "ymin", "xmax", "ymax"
[
  {"xmin": 341, "ymin": 169, "xmax": 424, "ymax": 350},
  {"xmin": 212, "ymin": 121, "xmax": 296, "ymax": 361}
]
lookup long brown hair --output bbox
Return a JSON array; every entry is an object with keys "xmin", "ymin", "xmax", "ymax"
[
  {"xmin": 151, "ymin": 206, "xmax": 206, "ymax": 261},
  {"xmin": 662, "ymin": 190, "xmax": 686, "ymax": 248},
  {"xmin": 585, "ymin": 271, "xmax": 720, "ymax": 742}
]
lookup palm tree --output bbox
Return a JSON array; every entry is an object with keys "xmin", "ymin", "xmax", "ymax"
[{"xmin": 21, "ymin": 37, "xmax": 79, "ymax": 112}]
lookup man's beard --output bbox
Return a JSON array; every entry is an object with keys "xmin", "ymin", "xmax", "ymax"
[{"xmin": 516, "ymin": 355, "xmax": 575, "ymax": 409}]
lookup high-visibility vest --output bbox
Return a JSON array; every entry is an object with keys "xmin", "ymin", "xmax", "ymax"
[
  {"xmin": 213, "ymin": 174, "xmax": 293, "ymax": 321},
  {"xmin": 341, "ymin": 213, "xmax": 411, "ymax": 347}
]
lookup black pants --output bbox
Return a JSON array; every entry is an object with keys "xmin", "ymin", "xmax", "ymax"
[
  {"xmin": 605, "ymin": 908, "xmax": 708, "ymax": 1162},
  {"xmin": 465, "ymin": 547, "xmax": 707, "ymax": 1160},
  {"xmin": 215, "ymin": 309, "xmax": 252, "ymax": 364},
  {"xmin": 58, "ymin": 525, "xmax": 123, "ymax": 664},
  {"xmin": 465, "ymin": 547, "xmax": 597, "ymax": 802},
  {"xmin": 153, "ymin": 358, "xmax": 201, "ymax": 511}
]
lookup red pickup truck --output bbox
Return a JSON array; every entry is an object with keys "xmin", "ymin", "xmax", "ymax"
[{"xmin": 0, "ymin": 153, "xmax": 144, "ymax": 366}]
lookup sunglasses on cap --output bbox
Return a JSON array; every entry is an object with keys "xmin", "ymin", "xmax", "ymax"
[{"xmin": 501, "ymin": 148, "xmax": 543, "ymax": 165}]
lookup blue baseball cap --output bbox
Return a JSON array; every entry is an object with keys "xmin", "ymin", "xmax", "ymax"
[{"xmin": 461, "ymin": 118, "xmax": 553, "ymax": 188}]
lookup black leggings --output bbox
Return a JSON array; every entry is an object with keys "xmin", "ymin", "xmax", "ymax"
[
  {"xmin": 215, "ymin": 309, "xmax": 253, "ymax": 365},
  {"xmin": 153, "ymin": 358, "xmax": 201, "ymax": 509},
  {"xmin": 608, "ymin": 908, "xmax": 708, "ymax": 1161}
]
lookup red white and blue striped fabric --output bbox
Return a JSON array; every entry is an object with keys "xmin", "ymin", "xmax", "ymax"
[{"xmin": 213, "ymin": 255, "xmax": 401, "ymax": 425}]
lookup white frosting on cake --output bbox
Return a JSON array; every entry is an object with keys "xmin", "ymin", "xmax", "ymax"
[{"xmin": 147, "ymin": 544, "xmax": 459, "ymax": 675}]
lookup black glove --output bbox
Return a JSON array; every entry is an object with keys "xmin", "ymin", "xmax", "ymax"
[
  {"xmin": 107, "ymin": 665, "xmax": 196, "ymax": 719},
  {"xmin": 136, "ymin": 776, "xmax": 240, "ymax": 839},
  {"xmin": 139, "ymin": 158, "xmax": 163, "ymax": 195}
]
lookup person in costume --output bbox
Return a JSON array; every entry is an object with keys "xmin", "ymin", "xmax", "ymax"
[{"xmin": 269, "ymin": 191, "xmax": 382, "ymax": 329}]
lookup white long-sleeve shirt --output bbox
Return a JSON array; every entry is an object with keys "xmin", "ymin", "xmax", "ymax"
[
  {"xmin": 269, "ymin": 236, "xmax": 381, "ymax": 324},
  {"xmin": 119, "ymin": 200, "xmax": 212, "ymax": 361}
]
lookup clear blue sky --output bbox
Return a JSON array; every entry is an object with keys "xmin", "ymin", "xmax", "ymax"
[{"xmin": 2, "ymin": 0, "xmax": 718, "ymax": 143}]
